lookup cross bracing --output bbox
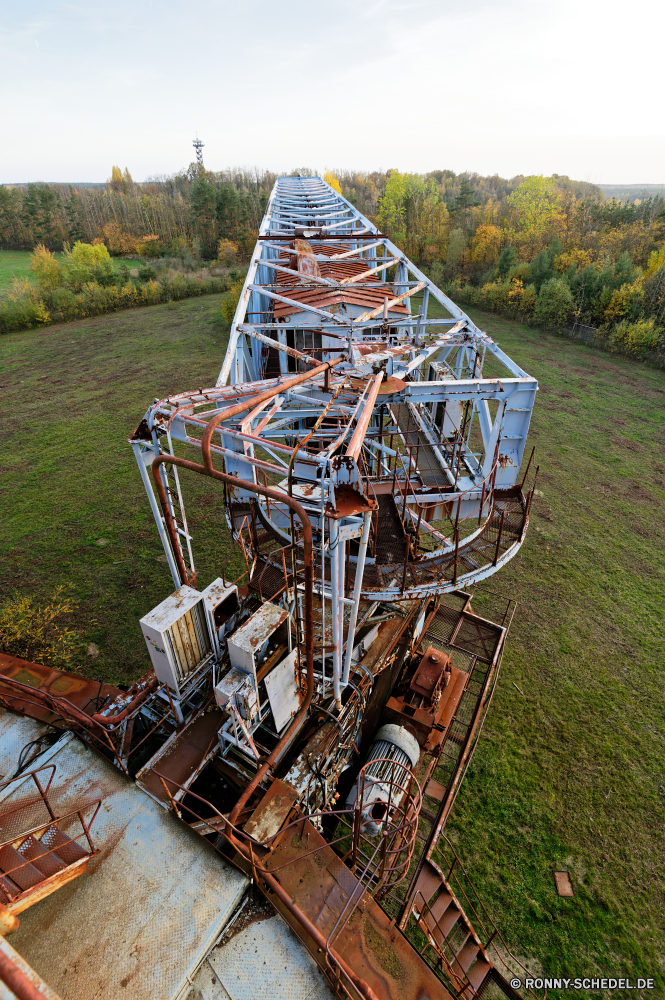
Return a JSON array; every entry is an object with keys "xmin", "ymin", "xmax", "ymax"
[{"xmin": 132, "ymin": 176, "xmax": 539, "ymax": 706}]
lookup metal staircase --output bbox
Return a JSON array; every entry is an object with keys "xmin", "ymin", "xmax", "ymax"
[
  {"xmin": 411, "ymin": 857, "xmax": 491, "ymax": 996},
  {"xmin": 0, "ymin": 765, "xmax": 100, "ymax": 914},
  {"xmin": 403, "ymin": 840, "xmax": 540, "ymax": 1000}
]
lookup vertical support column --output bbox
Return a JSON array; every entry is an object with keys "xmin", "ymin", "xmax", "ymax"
[
  {"xmin": 132, "ymin": 443, "xmax": 180, "ymax": 589},
  {"xmin": 337, "ymin": 527, "xmax": 346, "ymax": 688},
  {"xmin": 329, "ymin": 518, "xmax": 343, "ymax": 709},
  {"xmin": 416, "ymin": 287, "xmax": 429, "ymax": 344},
  {"xmin": 342, "ymin": 511, "xmax": 372, "ymax": 686}
]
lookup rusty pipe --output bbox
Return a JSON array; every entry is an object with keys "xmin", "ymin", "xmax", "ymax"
[
  {"xmin": 345, "ymin": 371, "xmax": 384, "ymax": 462},
  {"xmin": 150, "ymin": 454, "xmax": 314, "ymax": 825},
  {"xmin": 91, "ymin": 674, "xmax": 159, "ymax": 726},
  {"xmin": 202, "ymin": 358, "xmax": 346, "ymax": 473},
  {"xmin": 0, "ymin": 944, "xmax": 56, "ymax": 1000}
]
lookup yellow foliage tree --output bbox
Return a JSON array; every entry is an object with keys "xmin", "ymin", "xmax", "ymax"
[
  {"xmin": 324, "ymin": 172, "xmax": 342, "ymax": 195},
  {"xmin": 30, "ymin": 244, "xmax": 61, "ymax": 290},
  {"xmin": 60, "ymin": 241, "xmax": 115, "ymax": 291},
  {"xmin": 108, "ymin": 165, "xmax": 124, "ymax": 193},
  {"xmin": 217, "ymin": 239, "xmax": 239, "ymax": 267},
  {"xmin": 597, "ymin": 219, "xmax": 665, "ymax": 269},
  {"xmin": 102, "ymin": 222, "xmax": 139, "ymax": 255},
  {"xmin": 604, "ymin": 278, "xmax": 644, "ymax": 325},
  {"xmin": 554, "ymin": 248, "xmax": 593, "ymax": 272},
  {"xmin": 645, "ymin": 246, "xmax": 665, "ymax": 281},
  {"xmin": 471, "ymin": 225, "xmax": 503, "ymax": 269},
  {"xmin": 506, "ymin": 176, "xmax": 566, "ymax": 258},
  {"xmin": 221, "ymin": 279, "xmax": 244, "ymax": 326},
  {"xmin": 107, "ymin": 165, "xmax": 133, "ymax": 195}
]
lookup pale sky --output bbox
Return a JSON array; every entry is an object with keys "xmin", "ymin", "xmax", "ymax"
[{"xmin": 1, "ymin": 0, "xmax": 663, "ymax": 185}]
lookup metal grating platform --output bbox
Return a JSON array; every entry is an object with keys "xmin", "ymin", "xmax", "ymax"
[{"xmin": 3, "ymin": 711, "xmax": 247, "ymax": 1000}]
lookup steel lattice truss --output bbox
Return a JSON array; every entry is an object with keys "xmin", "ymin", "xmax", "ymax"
[{"xmin": 131, "ymin": 176, "xmax": 539, "ymax": 705}]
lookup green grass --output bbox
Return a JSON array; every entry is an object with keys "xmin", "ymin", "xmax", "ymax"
[
  {"xmin": 1, "ymin": 299, "xmax": 665, "ymax": 994},
  {"xmin": 0, "ymin": 249, "xmax": 154, "ymax": 298},
  {"xmin": 445, "ymin": 309, "xmax": 665, "ymax": 997},
  {"xmin": 0, "ymin": 294, "xmax": 244, "ymax": 685},
  {"xmin": 0, "ymin": 251, "xmax": 34, "ymax": 295}
]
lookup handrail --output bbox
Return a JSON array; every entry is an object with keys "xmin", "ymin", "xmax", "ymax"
[
  {"xmin": 153, "ymin": 752, "xmax": 420, "ymax": 915},
  {"xmin": 0, "ymin": 676, "xmax": 182, "ymax": 775},
  {"xmin": 436, "ymin": 835, "xmax": 544, "ymax": 999},
  {"xmin": 0, "ymin": 765, "xmax": 58, "ymax": 833},
  {"xmin": 0, "ymin": 764, "xmax": 56, "ymax": 796},
  {"xmin": 0, "ymin": 801, "xmax": 101, "ymax": 868},
  {"xmin": 148, "ymin": 765, "xmax": 380, "ymax": 1000},
  {"xmin": 0, "ymin": 945, "xmax": 55, "ymax": 1000}
]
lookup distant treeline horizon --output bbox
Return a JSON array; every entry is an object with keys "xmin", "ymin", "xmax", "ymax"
[
  {"xmin": 3, "ymin": 177, "xmax": 665, "ymax": 204},
  {"xmin": 1, "ymin": 163, "xmax": 664, "ymax": 358}
]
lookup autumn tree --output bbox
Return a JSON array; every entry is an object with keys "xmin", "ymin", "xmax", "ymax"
[
  {"xmin": 324, "ymin": 172, "xmax": 342, "ymax": 194},
  {"xmin": 377, "ymin": 172, "xmax": 449, "ymax": 261},
  {"xmin": 506, "ymin": 176, "xmax": 566, "ymax": 257},
  {"xmin": 471, "ymin": 225, "xmax": 503, "ymax": 270},
  {"xmin": 30, "ymin": 244, "xmax": 61, "ymax": 290},
  {"xmin": 108, "ymin": 166, "xmax": 124, "ymax": 193},
  {"xmin": 60, "ymin": 241, "xmax": 116, "ymax": 291}
]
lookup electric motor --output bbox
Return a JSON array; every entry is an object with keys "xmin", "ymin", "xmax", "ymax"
[{"xmin": 347, "ymin": 724, "xmax": 420, "ymax": 835}]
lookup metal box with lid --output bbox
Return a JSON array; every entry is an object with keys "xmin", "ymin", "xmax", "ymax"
[
  {"xmin": 140, "ymin": 585, "xmax": 213, "ymax": 697},
  {"xmin": 201, "ymin": 578, "xmax": 239, "ymax": 652},
  {"xmin": 226, "ymin": 602, "xmax": 290, "ymax": 681}
]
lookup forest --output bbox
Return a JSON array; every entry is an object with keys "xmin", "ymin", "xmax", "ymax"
[{"xmin": 1, "ymin": 165, "xmax": 664, "ymax": 356}]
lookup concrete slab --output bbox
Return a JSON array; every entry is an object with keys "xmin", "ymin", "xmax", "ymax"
[{"xmin": 3, "ymin": 718, "xmax": 247, "ymax": 1000}]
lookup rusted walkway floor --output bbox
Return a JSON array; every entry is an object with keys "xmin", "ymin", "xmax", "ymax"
[{"xmin": 263, "ymin": 820, "xmax": 451, "ymax": 1000}]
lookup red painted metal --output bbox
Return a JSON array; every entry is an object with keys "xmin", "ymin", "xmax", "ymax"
[{"xmin": 0, "ymin": 948, "xmax": 53, "ymax": 1000}]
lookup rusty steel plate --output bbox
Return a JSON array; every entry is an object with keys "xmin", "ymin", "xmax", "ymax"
[
  {"xmin": 377, "ymin": 376, "xmax": 406, "ymax": 395},
  {"xmin": 244, "ymin": 779, "xmax": 298, "ymax": 844}
]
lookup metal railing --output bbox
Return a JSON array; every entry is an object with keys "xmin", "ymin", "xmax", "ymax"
[
  {"xmin": 146, "ymin": 761, "xmax": 424, "ymax": 1000},
  {"xmin": 0, "ymin": 676, "xmax": 183, "ymax": 776},
  {"xmin": 0, "ymin": 803, "xmax": 101, "ymax": 900},
  {"xmin": 426, "ymin": 836, "xmax": 545, "ymax": 1000}
]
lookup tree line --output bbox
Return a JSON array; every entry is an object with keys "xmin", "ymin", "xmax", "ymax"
[
  {"xmin": 2, "ymin": 164, "xmax": 664, "ymax": 355},
  {"xmin": 0, "ymin": 164, "xmax": 277, "ymax": 258}
]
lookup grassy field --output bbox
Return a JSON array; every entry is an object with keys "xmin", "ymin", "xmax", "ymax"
[
  {"xmin": 1, "ymin": 299, "xmax": 664, "ymax": 995},
  {"xmin": 0, "ymin": 249, "xmax": 150, "ymax": 297},
  {"xmin": 0, "ymin": 251, "xmax": 35, "ymax": 295}
]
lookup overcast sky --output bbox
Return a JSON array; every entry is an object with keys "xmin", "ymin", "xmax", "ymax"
[{"xmin": 1, "ymin": 0, "xmax": 663, "ymax": 185}]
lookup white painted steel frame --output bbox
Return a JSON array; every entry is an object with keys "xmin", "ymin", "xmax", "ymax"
[{"xmin": 134, "ymin": 177, "xmax": 538, "ymax": 702}]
